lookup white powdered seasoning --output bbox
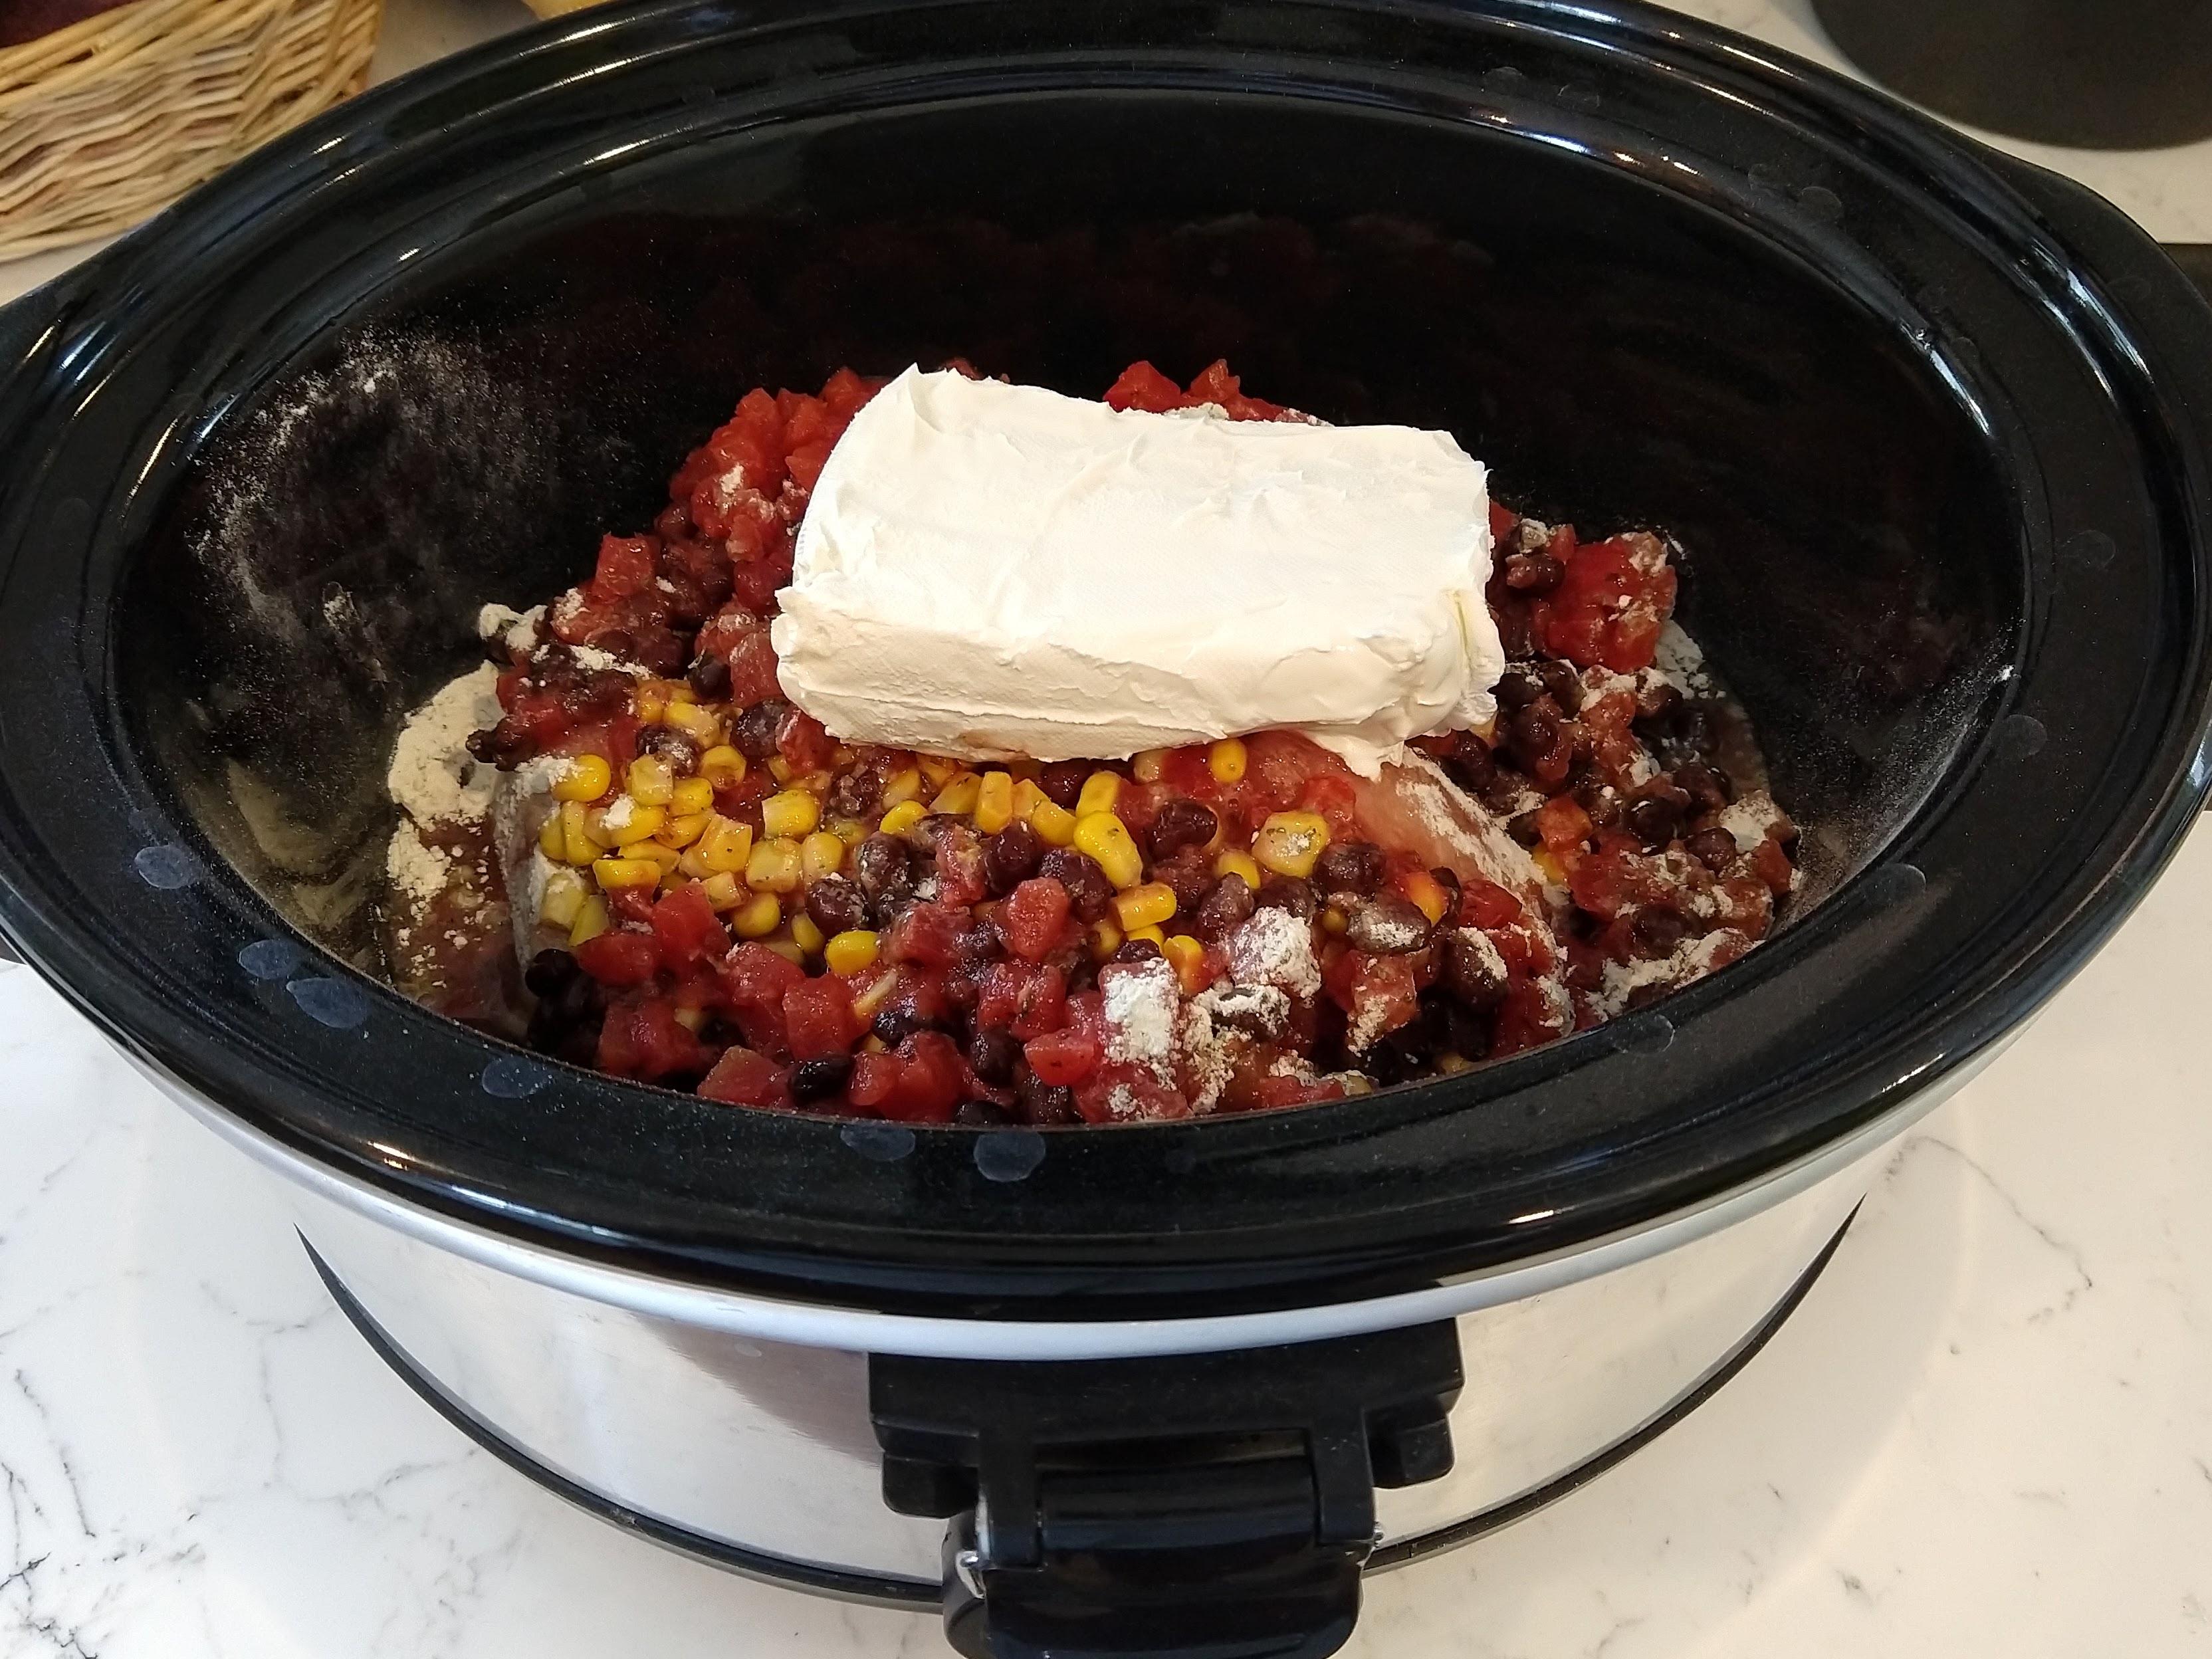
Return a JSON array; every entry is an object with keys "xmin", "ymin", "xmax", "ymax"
[
  {"xmin": 1102, "ymin": 958, "xmax": 1182, "ymax": 1077},
  {"xmin": 387, "ymin": 662, "xmax": 503, "ymax": 827},
  {"xmin": 1224, "ymin": 908, "xmax": 1323, "ymax": 1000}
]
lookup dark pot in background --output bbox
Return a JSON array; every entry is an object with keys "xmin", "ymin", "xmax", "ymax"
[{"xmin": 1812, "ymin": 0, "xmax": 2212, "ymax": 150}]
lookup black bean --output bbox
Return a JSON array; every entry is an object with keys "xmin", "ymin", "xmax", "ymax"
[
  {"xmin": 590, "ymin": 627, "xmax": 635, "ymax": 662},
  {"xmin": 1495, "ymin": 668, "xmax": 1545, "ymax": 710},
  {"xmin": 1629, "ymin": 907, "xmax": 1688, "ymax": 959},
  {"xmin": 1507, "ymin": 809, "xmax": 1543, "ymax": 847},
  {"xmin": 730, "ymin": 699, "xmax": 788, "ymax": 760},
  {"xmin": 1442, "ymin": 931, "xmax": 1507, "ymax": 1008},
  {"xmin": 1686, "ymin": 828, "xmax": 1740, "ymax": 872},
  {"xmin": 524, "ymin": 948, "xmax": 578, "ymax": 999},
  {"xmin": 853, "ymin": 833, "xmax": 913, "ymax": 898},
  {"xmin": 1535, "ymin": 659, "xmax": 1585, "ymax": 713},
  {"xmin": 633, "ymin": 627, "xmax": 689, "ymax": 677},
  {"xmin": 828, "ymin": 759, "xmax": 887, "ymax": 822},
  {"xmin": 1194, "ymin": 875, "xmax": 1258, "ymax": 941},
  {"xmin": 1504, "ymin": 703, "xmax": 1565, "ymax": 776},
  {"xmin": 1255, "ymin": 875, "xmax": 1317, "ymax": 919},
  {"xmin": 1442, "ymin": 732, "xmax": 1497, "ymax": 796},
  {"xmin": 1039, "ymin": 847, "xmax": 1113, "ymax": 923},
  {"xmin": 982, "ymin": 821, "xmax": 1046, "ymax": 896},
  {"xmin": 1481, "ymin": 771, "xmax": 1529, "ymax": 816},
  {"xmin": 1018, "ymin": 1075, "xmax": 1080, "ymax": 1125},
  {"xmin": 1149, "ymin": 797, "xmax": 1219, "ymax": 859},
  {"xmin": 1430, "ymin": 866, "xmax": 1462, "ymax": 918},
  {"xmin": 1624, "ymin": 788, "xmax": 1686, "ymax": 851},
  {"xmin": 633, "ymin": 726, "xmax": 701, "ymax": 773},
  {"xmin": 790, "ymin": 1055, "xmax": 853, "ymax": 1102},
  {"xmin": 1112, "ymin": 937, "xmax": 1164, "ymax": 964},
  {"xmin": 805, "ymin": 875, "xmax": 869, "ymax": 938},
  {"xmin": 1672, "ymin": 759, "xmax": 1733, "ymax": 814},
  {"xmin": 1444, "ymin": 999, "xmax": 1494, "ymax": 1061},
  {"xmin": 1038, "ymin": 762, "xmax": 1090, "ymax": 809},
  {"xmin": 686, "ymin": 653, "xmax": 732, "ymax": 702},
  {"xmin": 968, "ymin": 1025, "xmax": 1022, "ymax": 1085},
  {"xmin": 955, "ymin": 922, "xmax": 1005, "ymax": 970},
  {"xmin": 873, "ymin": 1007, "xmax": 925, "ymax": 1047},
  {"xmin": 1313, "ymin": 839, "xmax": 1386, "ymax": 896},
  {"xmin": 956, "ymin": 1099, "xmax": 1015, "ymax": 1127},
  {"xmin": 1503, "ymin": 549, "xmax": 1566, "ymax": 592},
  {"xmin": 466, "ymin": 718, "xmax": 538, "ymax": 770},
  {"xmin": 1497, "ymin": 602, "xmax": 1539, "ymax": 661},
  {"xmin": 1344, "ymin": 895, "xmax": 1434, "ymax": 954},
  {"xmin": 1635, "ymin": 678, "xmax": 1682, "ymax": 723},
  {"xmin": 555, "ymin": 972, "xmax": 602, "ymax": 1023}
]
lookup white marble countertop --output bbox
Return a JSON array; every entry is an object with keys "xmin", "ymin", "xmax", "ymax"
[{"xmin": 3, "ymin": 2, "xmax": 2211, "ymax": 1655}]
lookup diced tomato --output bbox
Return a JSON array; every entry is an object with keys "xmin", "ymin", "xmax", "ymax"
[
  {"xmin": 1246, "ymin": 1071, "xmax": 1348, "ymax": 1111},
  {"xmin": 726, "ymin": 631, "xmax": 784, "ymax": 709},
  {"xmin": 717, "ymin": 941, "xmax": 805, "ymax": 1055},
  {"xmin": 1459, "ymin": 880, "xmax": 1525, "ymax": 931},
  {"xmin": 775, "ymin": 706, "xmax": 837, "ymax": 773},
  {"xmin": 1075, "ymin": 1065, "xmax": 1191, "ymax": 1123},
  {"xmin": 848, "ymin": 1050, "xmax": 901, "ymax": 1111},
  {"xmin": 886, "ymin": 903, "xmax": 966, "ymax": 968},
  {"xmin": 1184, "ymin": 359, "xmax": 1295, "ymax": 423},
  {"xmin": 1533, "ymin": 795, "xmax": 1594, "ymax": 854},
  {"xmin": 1488, "ymin": 500, "xmax": 1518, "ymax": 542},
  {"xmin": 606, "ymin": 885, "xmax": 657, "ymax": 927},
  {"xmin": 998, "ymin": 877, "xmax": 1071, "ymax": 963},
  {"xmin": 877, "ymin": 1032, "xmax": 964, "ymax": 1123},
  {"xmin": 1024, "ymin": 1026, "xmax": 1101, "ymax": 1086},
  {"xmin": 651, "ymin": 881, "xmax": 726, "ymax": 976},
  {"xmin": 1543, "ymin": 532, "xmax": 1678, "ymax": 673},
  {"xmin": 1011, "ymin": 965, "xmax": 1067, "ymax": 1040},
  {"xmin": 1345, "ymin": 954, "xmax": 1420, "ymax": 1045},
  {"xmin": 713, "ymin": 768, "xmax": 774, "ymax": 828},
  {"xmin": 576, "ymin": 929, "xmax": 659, "ymax": 987},
  {"xmin": 784, "ymin": 976, "xmax": 862, "ymax": 1060},
  {"xmin": 598, "ymin": 994, "xmax": 709, "ymax": 1080},
  {"xmin": 697, "ymin": 1046, "xmax": 792, "ymax": 1109},
  {"xmin": 1297, "ymin": 773, "xmax": 1360, "ymax": 838},
  {"xmin": 1750, "ymin": 837, "xmax": 1795, "ymax": 896},
  {"xmin": 592, "ymin": 534, "xmax": 659, "ymax": 600},
  {"xmin": 1103, "ymin": 361, "xmax": 1186, "ymax": 413}
]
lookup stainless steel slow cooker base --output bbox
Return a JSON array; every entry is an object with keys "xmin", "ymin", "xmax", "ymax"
[{"xmin": 281, "ymin": 1141, "xmax": 1884, "ymax": 1595}]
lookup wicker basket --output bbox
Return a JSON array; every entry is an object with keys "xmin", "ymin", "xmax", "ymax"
[{"xmin": 0, "ymin": 0, "xmax": 383, "ymax": 262}]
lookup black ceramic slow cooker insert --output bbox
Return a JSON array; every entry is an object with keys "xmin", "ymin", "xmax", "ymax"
[{"xmin": 0, "ymin": 2, "xmax": 2209, "ymax": 1654}]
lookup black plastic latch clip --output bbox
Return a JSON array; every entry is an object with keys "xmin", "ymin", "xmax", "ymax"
[{"xmin": 871, "ymin": 1321, "xmax": 1464, "ymax": 1659}]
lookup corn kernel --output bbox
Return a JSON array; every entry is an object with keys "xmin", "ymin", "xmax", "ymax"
[
  {"xmin": 594, "ymin": 855, "xmax": 661, "ymax": 890},
  {"xmin": 881, "ymin": 766, "xmax": 922, "ymax": 808},
  {"xmin": 746, "ymin": 837, "xmax": 804, "ymax": 893},
  {"xmin": 790, "ymin": 913, "xmax": 826, "ymax": 955},
  {"xmin": 1214, "ymin": 849, "xmax": 1262, "ymax": 890},
  {"xmin": 829, "ymin": 817, "xmax": 868, "ymax": 847},
  {"xmin": 1208, "ymin": 738, "xmax": 1248, "ymax": 784},
  {"xmin": 663, "ymin": 701, "xmax": 721, "ymax": 742},
  {"xmin": 678, "ymin": 846, "xmax": 715, "ymax": 880},
  {"xmin": 801, "ymin": 831, "xmax": 846, "ymax": 882},
  {"xmin": 568, "ymin": 894, "xmax": 611, "ymax": 947},
  {"xmin": 762, "ymin": 790, "xmax": 822, "ymax": 840},
  {"xmin": 1076, "ymin": 770, "xmax": 1123, "ymax": 819},
  {"xmin": 1028, "ymin": 796, "xmax": 1077, "ymax": 847},
  {"xmin": 825, "ymin": 930, "xmax": 880, "ymax": 976},
  {"xmin": 1253, "ymin": 810, "xmax": 1331, "ymax": 879},
  {"xmin": 1087, "ymin": 917, "xmax": 1123, "ymax": 960},
  {"xmin": 580, "ymin": 804, "xmax": 615, "ymax": 851},
  {"xmin": 1435, "ymin": 1051, "xmax": 1474, "ymax": 1075},
  {"xmin": 1112, "ymin": 881, "xmax": 1178, "ymax": 930},
  {"xmin": 672, "ymin": 1005, "xmax": 708, "ymax": 1034},
  {"xmin": 879, "ymin": 800, "xmax": 928, "ymax": 836},
  {"xmin": 606, "ymin": 802, "xmax": 666, "ymax": 845},
  {"xmin": 633, "ymin": 681, "xmax": 671, "ymax": 724},
  {"xmin": 763, "ymin": 939, "xmax": 806, "ymax": 966},
  {"xmin": 657, "ymin": 810, "xmax": 711, "ymax": 849},
  {"xmin": 1160, "ymin": 933, "xmax": 1208, "ymax": 994},
  {"xmin": 918, "ymin": 754, "xmax": 962, "ymax": 790},
  {"xmin": 538, "ymin": 867, "xmax": 588, "ymax": 929},
  {"xmin": 1132, "ymin": 748, "xmax": 1166, "ymax": 783},
  {"xmin": 931, "ymin": 772, "xmax": 982, "ymax": 818},
  {"xmin": 1321, "ymin": 905, "xmax": 1348, "ymax": 935},
  {"xmin": 560, "ymin": 802, "xmax": 600, "ymax": 864},
  {"xmin": 632, "ymin": 839, "xmax": 682, "ymax": 877},
  {"xmin": 667, "ymin": 681, "xmax": 697, "ymax": 705},
  {"xmin": 852, "ymin": 964, "xmax": 901, "ymax": 1018},
  {"xmin": 832, "ymin": 744, "xmax": 857, "ymax": 768},
  {"xmin": 701, "ymin": 872, "xmax": 744, "ymax": 911},
  {"xmin": 728, "ymin": 891, "xmax": 782, "ymax": 938},
  {"xmin": 552, "ymin": 753, "xmax": 612, "ymax": 802},
  {"xmin": 538, "ymin": 814, "xmax": 566, "ymax": 861},
  {"xmin": 768, "ymin": 755, "xmax": 794, "ymax": 784},
  {"xmin": 1532, "ymin": 847, "xmax": 1567, "ymax": 886},
  {"xmin": 1012, "ymin": 779, "xmax": 1048, "ymax": 818},
  {"xmin": 1125, "ymin": 923, "xmax": 1165, "ymax": 948},
  {"xmin": 974, "ymin": 770, "xmax": 1016, "ymax": 834},
  {"xmin": 698, "ymin": 816, "xmax": 754, "ymax": 873},
  {"xmin": 1073, "ymin": 812, "xmax": 1145, "ymax": 889},
  {"xmin": 627, "ymin": 756, "xmax": 675, "ymax": 807},
  {"xmin": 1402, "ymin": 869, "xmax": 1454, "ymax": 925},
  {"xmin": 670, "ymin": 777, "xmax": 715, "ymax": 816},
  {"xmin": 699, "ymin": 745, "xmax": 747, "ymax": 786}
]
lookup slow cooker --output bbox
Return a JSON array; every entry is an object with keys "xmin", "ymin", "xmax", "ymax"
[{"xmin": 1, "ymin": 3, "xmax": 2208, "ymax": 1656}]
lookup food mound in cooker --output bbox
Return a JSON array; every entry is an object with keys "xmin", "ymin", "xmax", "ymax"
[{"xmin": 381, "ymin": 361, "xmax": 1799, "ymax": 1124}]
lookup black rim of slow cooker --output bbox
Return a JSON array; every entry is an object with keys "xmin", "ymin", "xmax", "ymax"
[{"xmin": 0, "ymin": 0, "xmax": 2208, "ymax": 1323}]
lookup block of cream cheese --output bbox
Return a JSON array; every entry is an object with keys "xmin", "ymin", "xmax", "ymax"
[{"xmin": 770, "ymin": 367, "xmax": 1503, "ymax": 776}]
